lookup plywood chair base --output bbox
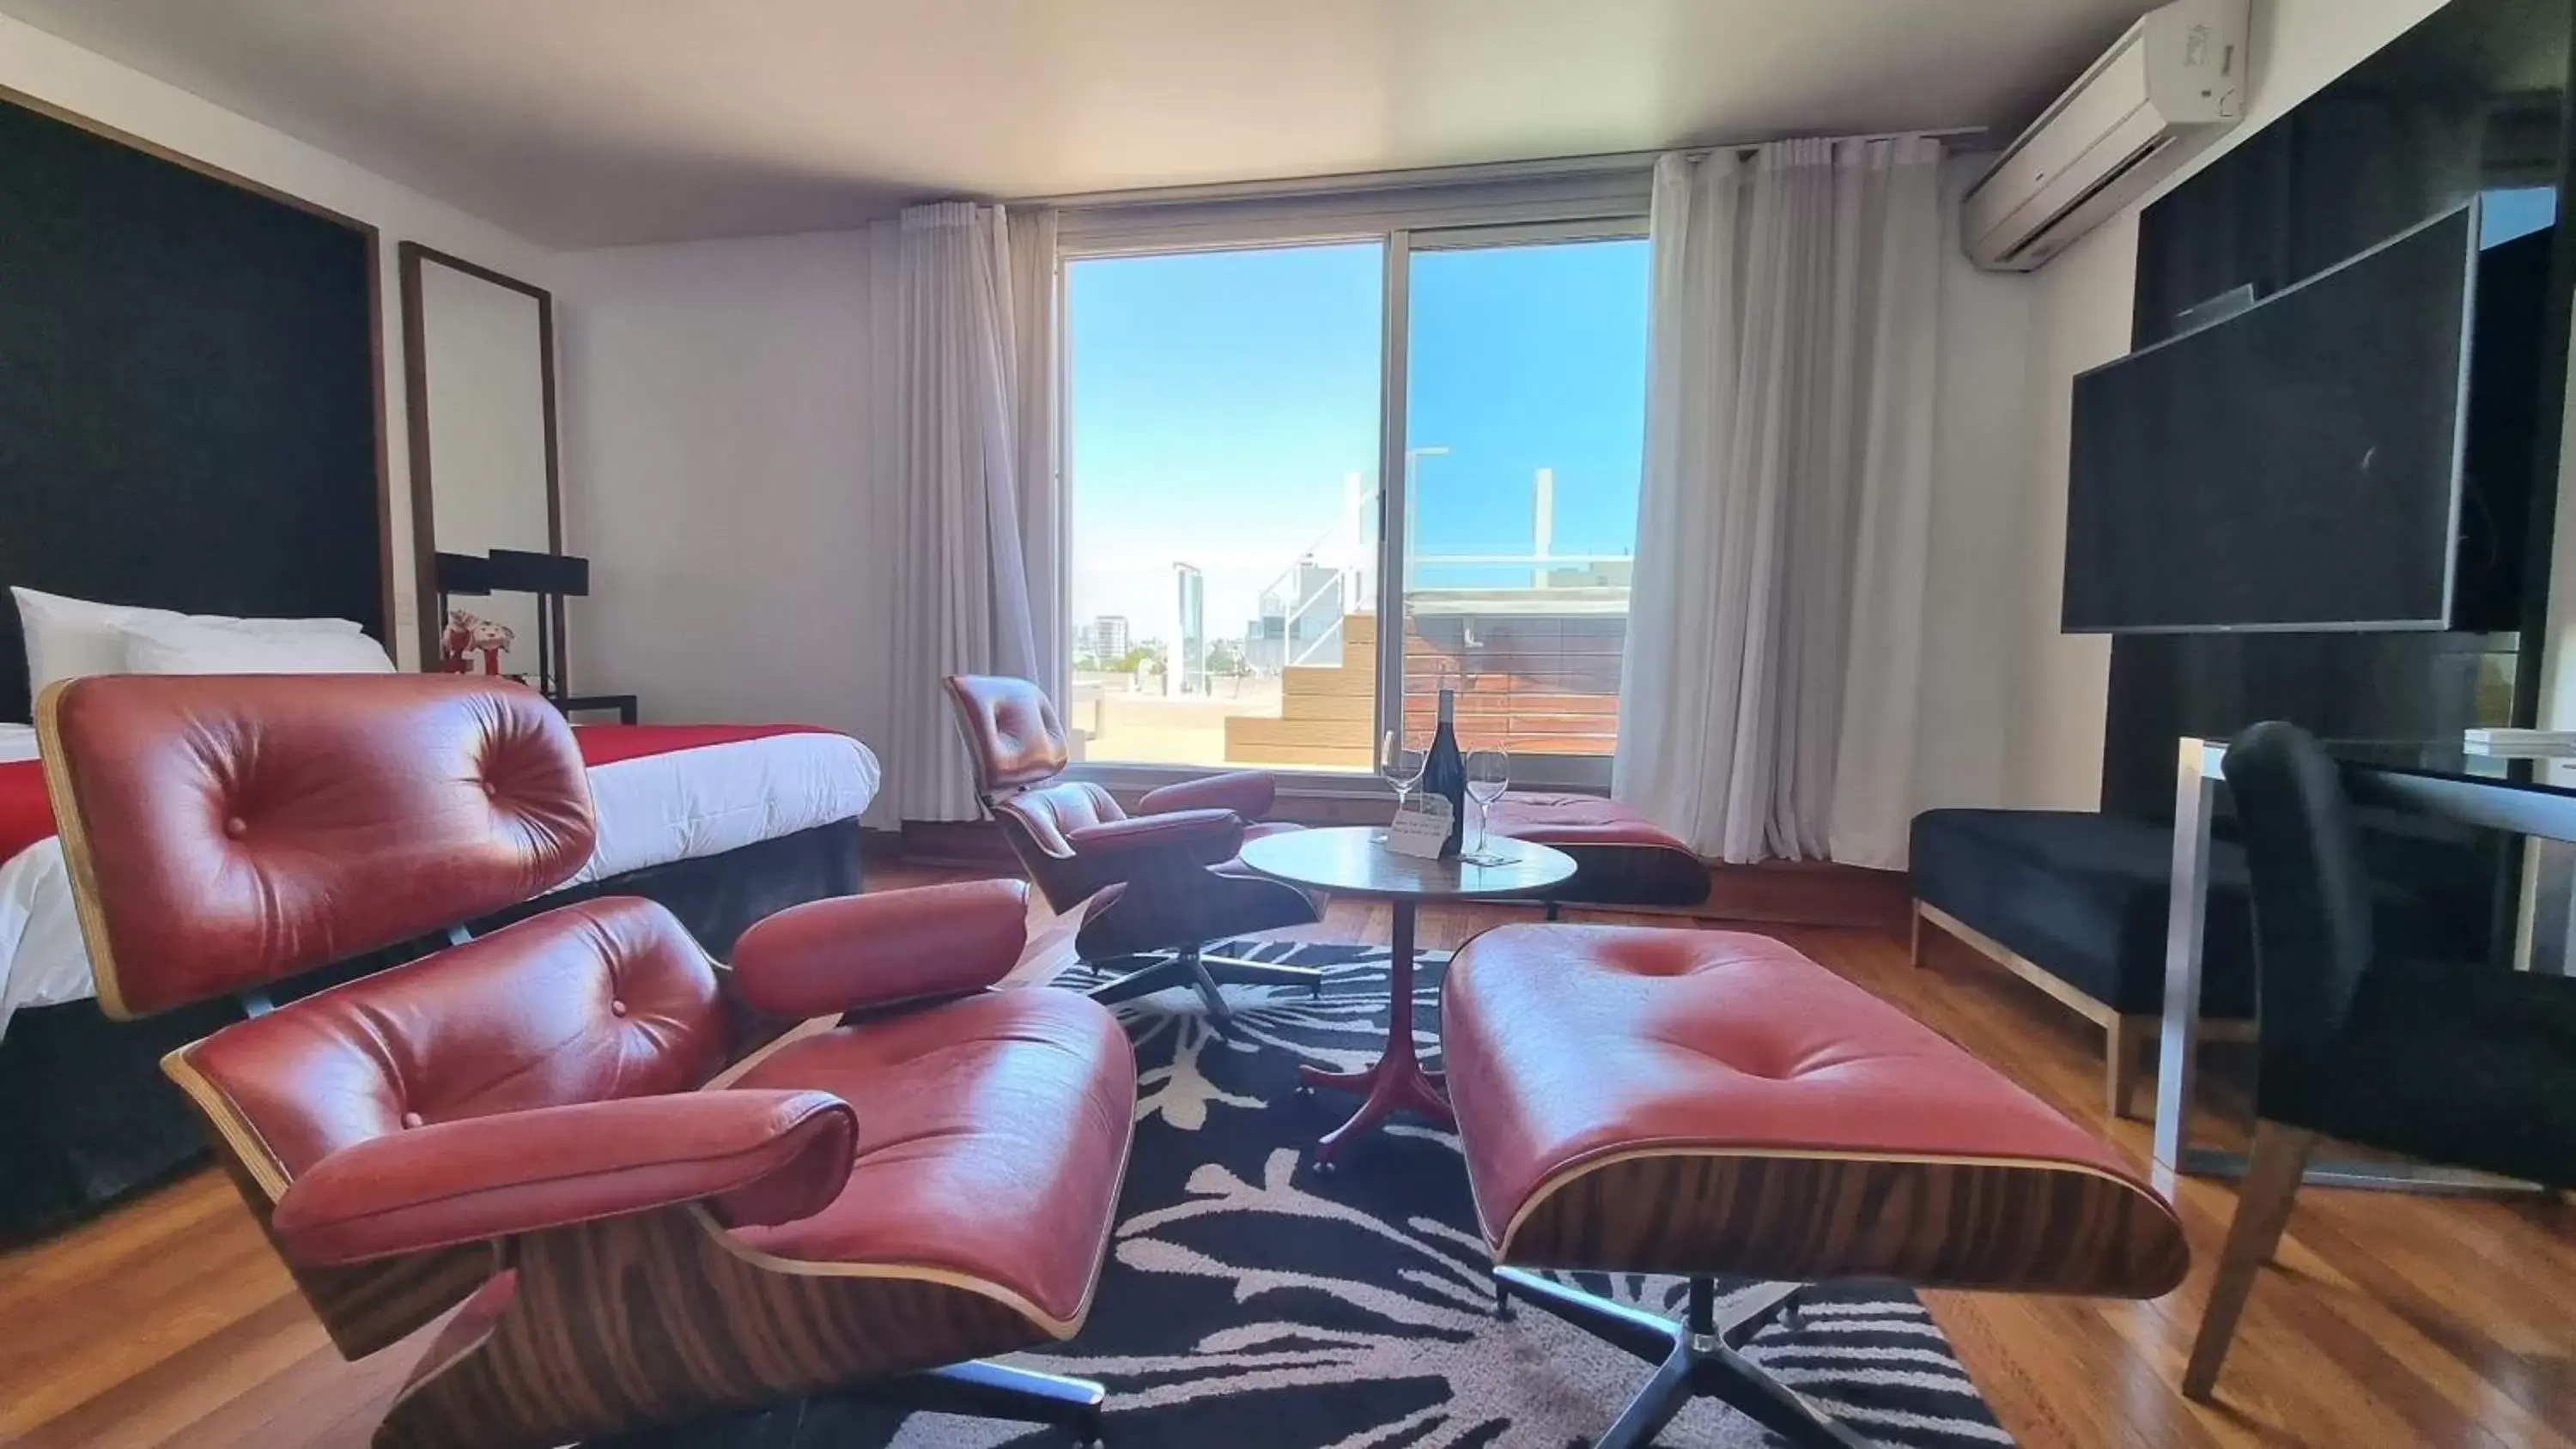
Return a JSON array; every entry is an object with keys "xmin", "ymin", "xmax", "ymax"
[{"xmin": 377, "ymin": 1203, "xmax": 1084, "ymax": 1449}]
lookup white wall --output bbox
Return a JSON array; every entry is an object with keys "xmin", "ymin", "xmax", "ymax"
[
  {"xmin": 0, "ymin": 14, "xmax": 553, "ymax": 666},
  {"xmin": 2005, "ymin": 210, "xmax": 2135, "ymax": 808},
  {"xmin": 556, "ymin": 185, "xmax": 2042, "ymax": 831},
  {"xmin": 2000, "ymin": 0, "xmax": 2453, "ymax": 809},
  {"xmin": 1915, "ymin": 156, "xmax": 2039, "ymax": 812},
  {"xmin": 554, "ymin": 231, "xmax": 896, "ymax": 818}
]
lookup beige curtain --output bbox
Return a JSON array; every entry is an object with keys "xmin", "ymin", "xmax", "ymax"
[
  {"xmin": 865, "ymin": 202, "xmax": 1062, "ymax": 822},
  {"xmin": 1613, "ymin": 138, "xmax": 1945, "ymax": 867}
]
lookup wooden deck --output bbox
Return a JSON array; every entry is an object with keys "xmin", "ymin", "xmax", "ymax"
[{"xmin": 1224, "ymin": 609, "xmax": 1626, "ymax": 767}]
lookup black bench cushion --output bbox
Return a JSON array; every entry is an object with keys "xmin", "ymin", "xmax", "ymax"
[{"xmin": 1911, "ymin": 809, "xmax": 2259, "ymax": 1018}]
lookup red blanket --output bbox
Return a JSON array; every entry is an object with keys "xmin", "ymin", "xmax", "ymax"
[
  {"xmin": 570, "ymin": 722, "xmax": 834, "ymax": 767},
  {"xmin": 0, "ymin": 760, "xmax": 48, "ymax": 865},
  {"xmin": 0, "ymin": 722, "xmax": 839, "ymax": 865}
]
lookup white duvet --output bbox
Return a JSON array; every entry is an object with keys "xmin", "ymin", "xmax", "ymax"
[{"xmin": 0, "ymin": 727, "xmax": 881, "ymax": 1038}]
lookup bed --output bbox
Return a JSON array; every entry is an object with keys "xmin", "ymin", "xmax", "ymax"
[
  {"xmin": 0, "ymin": 718, "xmax": 882, "ymax": 1237},
  {"xmin": 0, "ymin": 92, "xmax": 901, "ymax": 1238}
]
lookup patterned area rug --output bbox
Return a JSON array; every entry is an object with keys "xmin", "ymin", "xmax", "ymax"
[{"xmin": 853, "ymin": 943, "xmax": 2010, "ymax": 1448}]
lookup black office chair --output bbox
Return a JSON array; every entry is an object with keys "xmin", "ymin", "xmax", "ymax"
[{"xmin": 2184, "ymin": 720, "xmax": 2576, "ymax": 1398}]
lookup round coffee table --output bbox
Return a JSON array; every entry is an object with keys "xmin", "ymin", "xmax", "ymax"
[{"xmin": 1236, "ymin": 825, "xmax": 1575, "ymax": 1167}]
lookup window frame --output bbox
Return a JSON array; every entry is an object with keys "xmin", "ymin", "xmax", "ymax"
[{"xmin": 1055, "ymin": 188, "xmax": 1650, "ymax": 798}]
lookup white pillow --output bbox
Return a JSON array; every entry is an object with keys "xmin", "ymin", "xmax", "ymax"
[
  {"xmin": 12, "ymin": 587, "xmax": 365, "ymax": 694},
  {"xmin": 116, "ymin": 616, "xmax": 395, "ymax": 676}
]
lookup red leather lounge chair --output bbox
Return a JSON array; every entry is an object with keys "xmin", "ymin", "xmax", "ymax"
[
  {"xmin": 943, "ymin": 674, "xmax": 1321, "ymax": 1030},
  {"xmin": 37, "ymin": 674, "xmax": 1135, "ymax": 1448}
]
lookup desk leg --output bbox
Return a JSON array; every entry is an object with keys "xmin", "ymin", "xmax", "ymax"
[
  {"xmin": 2154, "ymin": 742, "xmax": 2217, "ymax": 1174},
  {"xmin": 1303, "ymin": 899, "xmax": 1453, "ymax": 1167}
]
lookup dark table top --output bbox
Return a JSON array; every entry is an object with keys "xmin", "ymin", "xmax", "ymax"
[
  {"xmin": 2196, "ymin": 734, "xmax": 2576, "ymax": 842},
  {"xmin": 2323, "ymin": 739, "xmax": 2574, "ymax": 789},
  {"xmin": 1237, "ymin": 826, "xmax": 1576, "ymax": 901}
]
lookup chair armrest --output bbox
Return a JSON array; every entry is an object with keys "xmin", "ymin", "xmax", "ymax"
[
  {"xmin": 269, "ymin": 1090, "xmax": 855, "ymax": 1268},
  {"xmin": 1139, "ymin": 770, "xmax": 1276, "ymax": 821},
  {"xmin": 1064, "ymin": 808, "xmax": 1244, "ymax": 867},
  {"xmin": 732, "ymin": 878, "xmax": 1032, "ymax": 1017}
]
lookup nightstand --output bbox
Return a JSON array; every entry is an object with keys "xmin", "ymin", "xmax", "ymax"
[{"xmin": 554, "ymin": 693, "xmax": 639, "ymax": 725}]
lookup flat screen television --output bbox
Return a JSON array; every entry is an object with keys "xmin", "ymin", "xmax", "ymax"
[{"xmin": 2063, "ymin": 201, "xmax": 2481, "ymax": 634}]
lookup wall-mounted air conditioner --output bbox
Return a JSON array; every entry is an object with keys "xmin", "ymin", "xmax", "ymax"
[{"xmin": 1965, "ymin": 0, "xmax": 2250, "ymax": 271}]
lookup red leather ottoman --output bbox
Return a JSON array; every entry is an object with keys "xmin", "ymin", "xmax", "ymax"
[
  {"xmin": 1485, "ymin": 792, "xmax": 1709, "ymax": 914},
  {"xmin": 1443, "ymin": 924, "xmax": 2189, "ymax": 1449}
]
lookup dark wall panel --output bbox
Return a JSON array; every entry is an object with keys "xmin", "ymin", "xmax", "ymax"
[
  {"xmin": 2104, "ymin": 0, "xmax": 2573, "ymax": 818},
  {"xmin": 0, "ymin": 95, "xmax": 382, "ymax": 722}
]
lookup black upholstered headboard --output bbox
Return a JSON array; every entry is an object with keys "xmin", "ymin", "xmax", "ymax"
[{"xmin": 0, "ymin": 90, "xmax": 388, "ymax": 723}]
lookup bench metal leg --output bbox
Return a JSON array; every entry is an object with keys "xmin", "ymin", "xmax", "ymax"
[
  {"xmin": 874, "ymin": 1360, "xmax": 1105, "ymax": 1443},
  {"xmin": 2107, "ymin": 1014, "xmax": 2154, "ymax": 1120}
]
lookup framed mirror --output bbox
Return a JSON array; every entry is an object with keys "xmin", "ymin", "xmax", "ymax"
[{"xmin": 398, "ymin": 242, "xmax": 564, "ymax": 689}]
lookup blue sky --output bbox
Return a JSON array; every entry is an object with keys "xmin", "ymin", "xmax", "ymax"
[{"xmin": 1066, "ymin": 236, "xmax": 1648, "ymax": 645}]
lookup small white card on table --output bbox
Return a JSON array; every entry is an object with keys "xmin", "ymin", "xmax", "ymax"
[{"xmin": 1385, "ymin": 796, "xmax": 1453, "ymax": 859}]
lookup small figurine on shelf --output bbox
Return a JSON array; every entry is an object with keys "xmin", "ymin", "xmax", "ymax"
[
  {"xmin": 440, "ymin": 609, "xmax": 516, "ymax": 676},
  {"xmin": 439, "ymin": 610, "xmax": 473, "ymax": 673}
]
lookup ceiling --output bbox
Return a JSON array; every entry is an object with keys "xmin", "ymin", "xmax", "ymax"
[{"xmin": 0, "ymin": 0, "xmax": 2161, "ymax": 249}]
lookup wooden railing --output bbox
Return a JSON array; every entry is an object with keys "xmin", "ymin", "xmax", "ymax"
[{"xmin": 1223, "ymin": 611, "xmax": 1625, "ymax": 768}]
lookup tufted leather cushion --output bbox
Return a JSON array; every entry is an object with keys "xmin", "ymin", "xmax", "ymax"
[
  {"xmin": 942, "ymin": 675, "xmax": 1070, "ymax": 793},
  {"xmin": 1484, "ymin": 791, "xmax": 1709, "ymax": 908},
  {"xmin": 1064, "ymin": 809, "xmax": 1242, "ymax": 861},
  {"xmin": 732, "ymin": 987, "xmax": 1137, "ymax": 1331},
  {"xmin": 1485, "ymin": 792, "xmax": 1686, "ymax": 848},
  {"xmin": 993, "ymin": 781, "xmax": 1318, "ymax": 954},
  {"xmin": 732, "ymin": 878, "xmax": 1033, "ymax": 1017},
  {"xmin": 38, "ymin": 674, "xmax": 595, "ymax": 1018},
  {"xmin": 1443, "ymin": 925, "xmax": 2189, "ymax": 1296},
  {"xmin": 1137, "ymin": 770, "xmax": 1276, "ymax": 820},
  {"xmin": 172, "ymin": 896, "xmax": 730, "ymax": 1196},
  {"xmin": 995, "ymin": 780, "xmax": 1126, "ymax": 858}
]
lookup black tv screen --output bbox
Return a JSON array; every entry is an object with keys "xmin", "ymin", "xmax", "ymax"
[{"xmin": 2063, "ymin": 202, "xmax": 2478, "ymax": 634}]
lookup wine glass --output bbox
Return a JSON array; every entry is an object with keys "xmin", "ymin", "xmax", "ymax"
[
  {"xmin": 1465, "ymin": 747, "xmax": 1511, "ymax": 863},
  {"xmin": 1376, "ymin": 730, "xmax": 1425, "ymax": 841}
]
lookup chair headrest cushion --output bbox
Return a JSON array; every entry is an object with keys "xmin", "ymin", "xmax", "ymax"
[
  {"xmin": 942, "ymin": 674, "xmax": 1068, "ymax": 792},
  {"xmin": 39, "ymin": 673, "xmax": 597, "ymax": 1018}
]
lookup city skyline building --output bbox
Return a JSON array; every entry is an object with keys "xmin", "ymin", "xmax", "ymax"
[
  {"xmin": 1077, "ymin": 614, "xmax": 1133, "ymax": 659},
  {"xmin": 1175, "ymin": 563, "xmax": 1206, "ymax": 694}
]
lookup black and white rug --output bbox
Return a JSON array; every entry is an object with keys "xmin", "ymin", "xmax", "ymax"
[{"xmin": 888, "ymin": 943, "xmax": 2015, "ymax": 1449}]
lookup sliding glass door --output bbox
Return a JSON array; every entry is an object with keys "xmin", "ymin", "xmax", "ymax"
[
  {"xmin": 1063, "ymin": 241, "xmax": 1384, "ymax": 771},
  {"xmin": 1060, "ymin": 218, "xmax": 1649, "ymax": 785},
  {"xmin": 1386, "ymin": 227, "xmax": 1650, "ymax": 784}
]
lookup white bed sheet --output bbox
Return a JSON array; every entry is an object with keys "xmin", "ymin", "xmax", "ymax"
[{"xmin": 0, "ymin": 730, "xmax": 882, "ymax": 1038}]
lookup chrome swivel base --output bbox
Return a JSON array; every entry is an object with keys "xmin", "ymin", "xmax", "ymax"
[
  {"xmin": 1493, "ymin": 1268, "xmax": 1868, "ymax": 1449},
  {"xmin": 878, "ymin": 1361, "xmax": 1105, "ymax": 1444},
  {"xmin": 1087, "ymin": 946, "xmax": 1323, "ymax": 1033},
  {"xmin": 599, "ymin": 1358, "xmax": 1106, "ymax": 1446}
]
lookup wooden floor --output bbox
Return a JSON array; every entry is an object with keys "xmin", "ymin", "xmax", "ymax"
[{"xmin": 3, "ymin": 865, "xmax": 2571, "ymax": 1448}]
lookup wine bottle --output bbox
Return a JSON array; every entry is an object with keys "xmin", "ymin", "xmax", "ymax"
[{"xmin": 1421, "ymin": 683, "xmax": 1467, "ymax": 858}]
